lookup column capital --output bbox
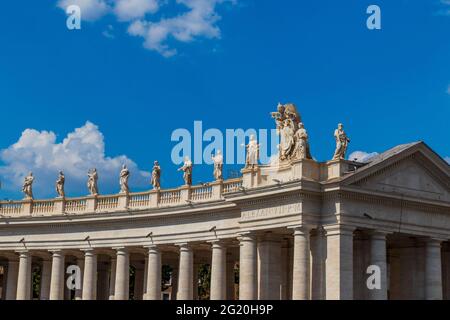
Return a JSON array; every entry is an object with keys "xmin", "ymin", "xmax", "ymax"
[
  {"xmin": 48, "ymin": 249, "xmax": 64, "ymax": 255},
  {"xmin": 288, "ymin": 224, "xmax": 312, "ymax": 236},
  {"xmin": 209, "ymin": 240, "xmax": 227, "ymax": 249},
  {"xmin": 112, "ymin": 247, "xmax": 129, "ymax": 253},
  {"xmin": 368, "ymin": 230, "xmax": 391, "ymax": 240},
  {"xmin": 237, "ymin": 232, "xmax": 256, "ymax": 242},
  {"xmin": 323, "ymin": 224, "xmax": 356, "ymax": 236},
  {"xmin": 288, "ymin": 224, "xmax": 312, "ymax": 230},
  {"xmin": 176, "ymin": 242, "xmax": 192, "ymax": 251},
  {"xmin": 81, "ymin": 248, "xmax": 97, "ymax": 256},
  {"xmin": 144, "ymin": 244, "xmax": 160, "ymax": 251},
  {"xmin": 15, "ymin": 250, "xmax": 30, "ymax": 258},
  {"xmin": 425, "ymin": 238, "xmax": 444, "ymax": 247}
]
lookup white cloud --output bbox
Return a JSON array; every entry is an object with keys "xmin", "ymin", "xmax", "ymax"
[
  {"xmin": 0, "ymin": 122, "xmax": 150, "ymax": 198},
  {"xmin": 57, "ymin": 0, "xmax": 235, "ymax": 57},
  {"xmin": 348, "ymin": 151, "xmax": 379, "ymax": 163},
  {"xmin": 57, "ymin": 0, "xmax": 111, "ymax": 21},
  {"xmin": 114, "ymin": 0, "xmax": 159, "ymax": 21},
  {"xmin": 128, "ymin": 0, "xmax": 231, "ymax": 57},
  {"xmin": 437, "ymin": 0, "xmax": 450, "ymax": 15}
]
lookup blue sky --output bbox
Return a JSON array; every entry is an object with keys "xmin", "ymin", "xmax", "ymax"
[{"xmin": 0, "ymin": 0, "xmax": 449, "ymax": 199}]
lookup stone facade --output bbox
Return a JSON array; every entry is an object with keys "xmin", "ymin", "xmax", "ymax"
[{"xmin": 0, "ymin": 141, "xmax": 449, "ymax": 300}]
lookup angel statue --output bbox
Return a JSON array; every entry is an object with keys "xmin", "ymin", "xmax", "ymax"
[
  {"xmin": 87, "ymin": 168, "xmax": 99, "ymax": 196},
  {"xmin": 332, "ymin": 123, "xmax": 351, "ymax": 160},
  {"xmin": 55, "ymin": 171, "xmax": 65, "ymax": 198},
  {"xmin": 22, "ymin": 172, "xmax": 34, "ymax": 200},
  {"xmin": 151, "ymin": 161, "xmax": 161, "ymax": 190},
  {"xmin": 119, "ymin": 164, "xmax": 130, "ymax": 194},
  {"xmin": 178, "ymin": 156, "xmax": 193, "ymax": 186},
  {"xmin": 212, "ymin": 150, "xmax": 224, "ymax": 180}
]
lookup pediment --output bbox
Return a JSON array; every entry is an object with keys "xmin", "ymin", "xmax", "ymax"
[{"xmin": 350, "ymin": 157, "xmax": 449, "ymax": 202}]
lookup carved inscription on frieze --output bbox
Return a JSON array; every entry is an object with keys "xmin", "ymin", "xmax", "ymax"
[{"xmin": 241, "ymin": 201, "xmax": 301, "ymax": 221}]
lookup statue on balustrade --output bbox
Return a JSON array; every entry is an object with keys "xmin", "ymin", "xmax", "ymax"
[
  {"xmin": 245, "ymin": 135, "xmax": 259, "ymax": 169},
  {"xmin": 332, "ymin": 123, "xmax": 350, "ymax": 160},
  {"xmin": 55, "ymin": 171, "xmax": 65, "ymax": 198},
  {"xmin": 119, "ymin": 164, "xmax": 130, "ymax": 194},
  {"xmin": 22, "ymin": 172, "xmax": 34, "ymax": 200},
  {"xmin": 151, "ymin": 161, "xmax": 161, "ymax": 190},
  {"xmin": 271, "ymin": 102, "xmax": 313, "ymax": 162},
  {"xmin": 280, "ymin": 118, "xmax": 295, "ymax": 160},
  {"xmin": 87, "ymin": 168, "xmax": 99, "ymax": 196},
  {"xmin": 211, "ymin": 150, "xmax": 223, "ymax": 180},
  {"xmin": 178, "ymin": 156, "xmax": 193, "ymax": 186},
  {"xmin": 293, "ymin": 122, "xmax": 312, "ymax": 160},
  {"xmin": 271, "ymin": 102, "xmax": 302, "ymax": 134}
]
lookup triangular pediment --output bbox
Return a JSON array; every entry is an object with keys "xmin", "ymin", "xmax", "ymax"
[
  {"xmin": 353, "ymin": 158, "xmax": 449, "ymax": 201},
  {"xmin": 341, "ymin": 142, "xmax": 450, "ymax": 202}
]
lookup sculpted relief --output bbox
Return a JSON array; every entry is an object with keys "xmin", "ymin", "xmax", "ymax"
[{"xmin": 271, "ymin": 103, "xmax": 312, "ymax": 162}]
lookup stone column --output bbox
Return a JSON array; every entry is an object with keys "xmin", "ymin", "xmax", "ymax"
[
  {"xmin": 49, "ymin": 251, "xmax": 65, "ymax": 300},
  {"xmin": 40, "ymin": 259, "xmax": 52, "ymax": 300},
  {"xmin": 239, "ymin": 234, "xmax": 257, "ymax": 300},
  {"xmin": 114, "ymin": 248, "xmax": 129, "ymax": 300},
  {"xmin": 82, "ymin": 250, "xmax": 97, "ymax": 300},
  {"xmin": 145, "ymin": 246, "xmax": 161, "ymax": 300},
  {"xmin": 368, "ymin": 231, "xmax": 388, "ymax": 300},
  {"xmin": 143, "ymin": 255, "xmax": 148, "ymax": 299},
  {"xmin": 108, "ymin": 258, "xmax": 116, "ymax": 300},
  {"xmin": 311, "ymin": 228, "xmax": 325, "ymax": 300},
  {"xmin": 177, "ymin": 243, "xmax": 193, "ymax": 300},
  {"xmin": 292, "ymin": 226, "xmax": 311, "ymax": 300},
  {"xmin": 16, "ymin": 251, "xmax": 32, "ymax": 300},
  {"xmin": 258, "ymin": 234, "xmax": 282, "ymax": 300},
  {"xmin": 5, "ymin": 259, "xmax": 19, "ymax": 300},
  {"xmin": 210, "ymin": 241, "xmax": 227, "ymax": 300},
  {"xmin": 324, "ymin": 225, "xmax": 355, "ymax": 300},
  {"xmin": 425, "ymin": 239, "xmax": 443, "ymax": 300}
]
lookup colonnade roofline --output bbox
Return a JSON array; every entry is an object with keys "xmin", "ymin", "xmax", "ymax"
[{"xmin": 0, "ymin": 157, "xmax": 363, "ymax": 219}]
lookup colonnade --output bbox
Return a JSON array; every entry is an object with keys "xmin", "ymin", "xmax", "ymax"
[{"xmin": 0, "ymin": 226, "xmax": 448, "ymax": 300}]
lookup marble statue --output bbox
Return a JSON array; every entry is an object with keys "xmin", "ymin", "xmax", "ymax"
[
  {"xmin": 271, "ymin": 102, "xmax": 310, "ymax": 161},
  {"xmin": 271, "ymin": 103, "xmax": 287, "ymax": 132},
  {"xmin": 22, "ymin": 172, "xmax": 34, "ymax": 200},
  {"xmin": 178, "ymin": 157, "xmax": 193, "ymax": 186},
  {"xmin": 87, "ymin": 168, "xmax": 99, "ymax": 196},
  {"xmin": 151, "ymin": 161, "xmax": 161, "ymax": 190},
  {"xmin": 332, "ymin": 123, "xmax": 350, "ymax": 160},
  {"xmin": 119, "ymin": 164, "xmax": 130, "ymax": 194},
  {"xmin": 55, "ymin": 171, "xmax": 65, "ymax": 198},
  {"xmin": 280, "ymin": 118, "xmax": 295, "ymax": 160},
  {"xmin": 245, "ymin": 135, "xmax": 259, "ymax": 169},
  {"xmin": 293, "ymin": 122, "xmax": 312, "ymax": 160},
  {"xmin": 211, "ymin": 150, "xmax": 224, "ymax": 180}
]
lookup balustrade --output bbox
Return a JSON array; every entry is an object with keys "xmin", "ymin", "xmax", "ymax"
[{"xmin": 0, "ymin": 178, "xmax": 241, "ymax": 217}]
